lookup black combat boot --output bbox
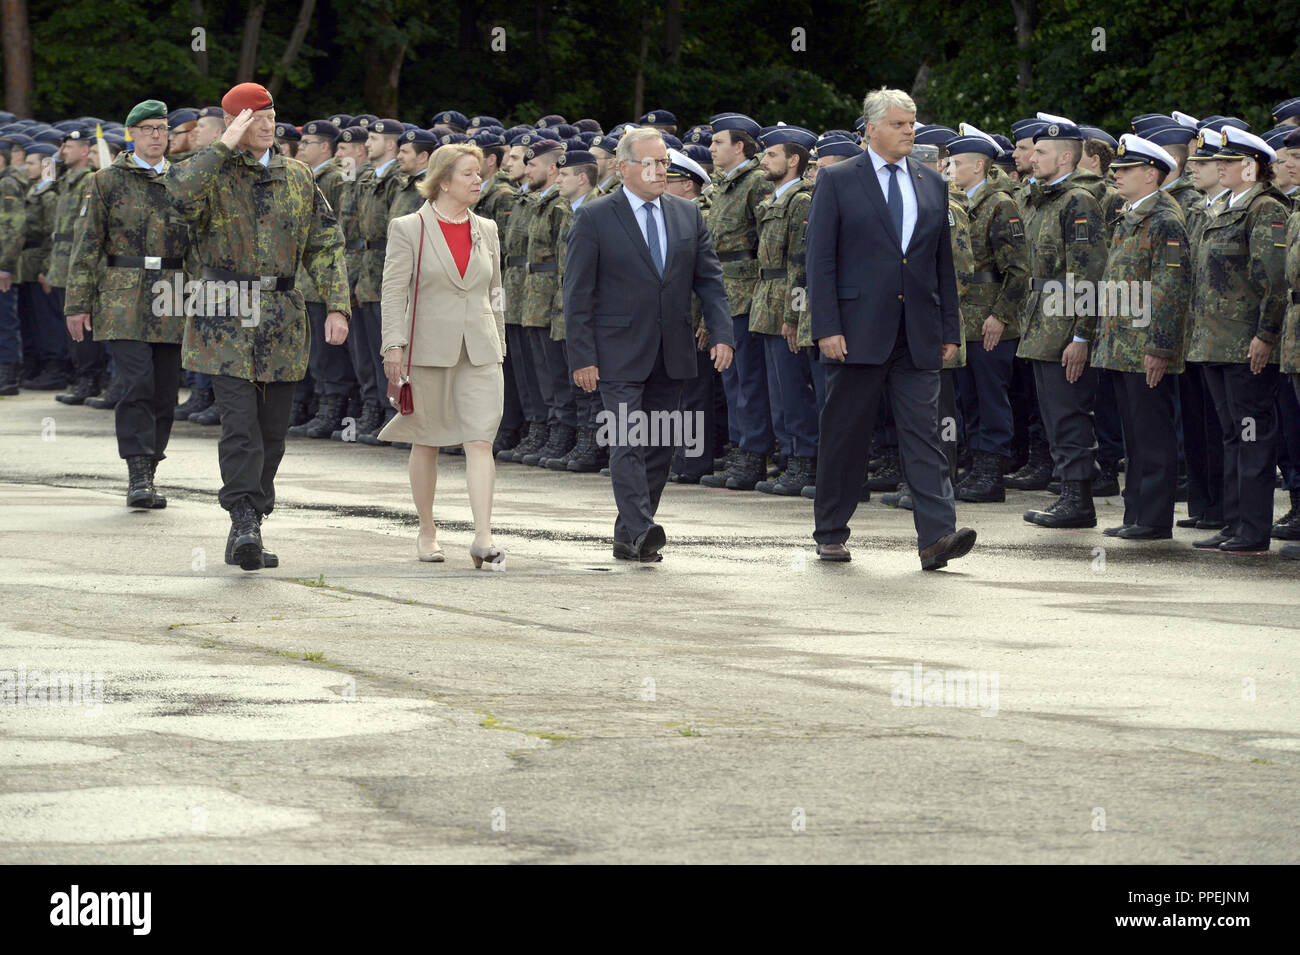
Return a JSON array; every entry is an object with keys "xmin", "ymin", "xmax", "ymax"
[
  {"xmin": 357, "ymin": 407, "xmax": 394, "ymax": 445},
  {"xmin": 55, "ymin": 375, "xmax": 99, "ymax": 405},
  {"xmin": 293, "ymin": 393, "xmax": 344, "ymax": 439},
  {"xmin": 1004, "ymin": 439, "xmax": 1053, "ymax": 490},
  {"xmin": 759, "ymin": 456, "xmax": 815, "ymax": 496},
  {"xmin": 0, "ymin": 363, "xmax": 20, "ymax": 396},
  {"xmin": 225, "ymin": 511, "xmax": 278, "ymax": 568},
  {"xmin": 867, "ymin": 449, "xmax": 903, "ymax": 491},
  {"xmin": 1094, "ymin": 459, "xmax": 1121, "ymax": 496},
  {"xmin": 23, "ymin": 361, "xmax": 72, "ymax": 391},
  {"xmin": 145, "ymin": 457, "xmax": 168, "ymax": 509},
  {"xmin": 509, "ymin": 422, "xmax": 549, "ymax": 462},
  {"xmin": 701, "ymin": 447, "xmax": 741, "ymax": 487},
  {"xmin": 85, "ymin": 375, "xmax": 124, "ymax": 409},
  {"xmin": 1026, "ymin": 479, "xmax": 1096, "ymax": 528},
  {"xmin": 174, "ymin": 385, "xmax": 214, "ymax": 420},
  {"xmin": 1271, "ymin": 490, "xmax": 1300, "ymax": 541},
  {"xmin": 493, "ymin": 424, "xmax": 522, "ymax": 457},
  {"xmin": 880, "ymin": 481, "xmax": 914, "ymax": 509},
  {"xmin": 527, "ymin": 423, "xmax": 574, "ymax": 466},
  {"xmin": 338, "ymin": 401, "xmax": 382, "ymax": 441},
  {"xmin": 125, "ymin": 456, "xmax": 156, "ymax": 508},
  {"xmin": 227, "ymin": 501, "xmax": 264, "ymax": 571},
  {"xmin": 725, "ymin": 450, "xmax": 768, "ymax": 490},
  {"xmin": 568, "ymin": 428, "xmax": 609, "ymax": 473},
  {"xmin": 288, "ymin": 398, "xmax": 311, "ymax": 427},
  {"xmin": 955, "ymin": 451, "xmax": 1007, "ymax": 503},
  {"xmin": 548, "ymin": 426, "xmax": 588, "ymax": 470},
  {"xmin": 189, "ymin": 402, "xmax": 222, "ymax": 425}
]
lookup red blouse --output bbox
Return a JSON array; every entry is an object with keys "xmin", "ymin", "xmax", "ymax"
[{"xmin": 438, "ymin": 219, "xmax": 472, "ymax": 277}]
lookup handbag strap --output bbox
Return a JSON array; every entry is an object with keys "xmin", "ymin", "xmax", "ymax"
[{"xmin": 406, "ymin": 211, "xmax": 425, "ymax": 377}]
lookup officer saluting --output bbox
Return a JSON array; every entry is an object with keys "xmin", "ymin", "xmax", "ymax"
[
  {"xmin": 167, "ymin": 82, "xmax": 350, "ymax": 571},
  {"xmin": 1093, "ymin": 134, "xmax": 1192, "ymax": 540}
]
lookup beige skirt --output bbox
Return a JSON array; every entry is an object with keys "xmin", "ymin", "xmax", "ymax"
[{"xmin": 377, "ymin": 341, "xmax": 504, "ymax": 447}]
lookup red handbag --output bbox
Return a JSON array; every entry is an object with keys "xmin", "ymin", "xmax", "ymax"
[{"xmin": 388, "ymin": 212, "xmax": 425, "ymax": 415}]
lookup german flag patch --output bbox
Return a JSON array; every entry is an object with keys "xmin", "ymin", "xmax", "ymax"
[
  {"xmin": 1165, "ymin": 239, "xmax": 1181, "ymax": 267},
  {"xmin": 1008, "ymin": 215, "xmax": 1024, "ymax": 239},
  {"xmin": 1071, "ymin": 216, "xmax": 1090, "ymax": 243},
  {"xmin": 1273, "ymin": 221, "xmax": 1287, "ymax": 247}
]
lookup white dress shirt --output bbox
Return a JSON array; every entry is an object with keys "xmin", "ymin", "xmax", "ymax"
[
  {"xmin": 865, "ymin": 145, "xmax": 917, "ymax": 250},
  {"xmin": 132, "ymin": 153, "xmax": 165, "ymax": 175},
  {"xmin": 622, "ymin": 185, "xmax": 668, "ymax": 266}
]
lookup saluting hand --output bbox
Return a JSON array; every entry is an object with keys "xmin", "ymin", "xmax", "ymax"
[{"xmin": 220, "ymin": 109, "xmax": 255, "ymax": 152}]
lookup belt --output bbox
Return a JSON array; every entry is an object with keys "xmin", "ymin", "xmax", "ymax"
[
  {"xmin": 759, "ymin": 267, "xmax": 788, "ymax": 280},
  {"xmin": 52, "ymin": 232, "xmax": 74, "ymax": 243},
  {"xmin": 200, "ymin": 266, "xmax": 295, "ymax": 292},
  {"xmin": 505, "ymin": 255, "xmax": 528, "ymax": 267},
  {"xmin": 968, "ymin": 271, "xmax": 1001, "ymax": 283},
  {"xmin": 365, "ymin": 239, "xmax": 386, "ymax": 250},
  {"xmin": 526, "ymin": 261, "xmax": 557, "ymax": 274},
  {"xmin": 21, "ymin": 241, "xmax": 43, "ymax": 250},
  {"xmin": 345, "ymin": 238, "xmax": 366, "ymax": 252},
  {"xmin": 717, "ymin": 249, "xmax": 757, "ymax": 263},
  {"xmin": 108, "ymin": 255, "xmax": 184, "ymax": 270}
]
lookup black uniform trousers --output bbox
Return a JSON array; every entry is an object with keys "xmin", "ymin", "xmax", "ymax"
[
  {"xmin": 345, "ymin": 300, "xmax": 380, "ymax": 410},
  {"xmin": 1202, "ymin": 362, "xmax": 1280, "ymax": 544},
  {"xmin": 1032, "ymin": 358, "xmax": 1098, "ymax": 481},
  {"xmin": 1177, "ymin": 362, "xmax": 1224, "ymax": 523},
  {"xmin": 673, "ymin": 348, "xmax": 721, "ymax": 479},
  {"xmin": 357, "ymin": 301, "xmax": 388, "ymax": 410},
  {"xmin": 506, "ymin": 324, "xmax": 545, "ymax": 424},
  {"xmin": 542, "ymin": 333, "xmax": 577, "ymax": 429},
  {"xmin": 111, "ymin": 340, "xmax": 181, "ymax": 460},
  {"xmin": 1112, "ymin": 370, "xmax": 1177, "ymax": 529},
  {"xmin": 303, "ymin": 301, "xmax": 355, "ymax": 397},
  {"xmin": 211, "ymin": 376, "xmax": 297, "ymax": 516}
]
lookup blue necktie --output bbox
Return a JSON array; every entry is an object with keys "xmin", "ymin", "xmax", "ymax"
[
  {"xmin": 643, "ymin": 202, "xmax": 664, "ymax": 275},
  {"xmin": 885, "ymin": 163, "xmax": 904, "ymax": 245}
]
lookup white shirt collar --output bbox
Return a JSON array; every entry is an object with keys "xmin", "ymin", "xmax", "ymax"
[
  {"xmin": 312, "ymin": 159, "xmax": 332, "ymax": 175},
  {"xmin": 1228, "ymin": 186, "xmax": 1252, "ymax": 208},
  {"xmin": 621, "ymin": 184, "xmax": 660, "ymax": 211},
  {"xmin": 966, "ymin": 177, "xmax": 987, "ymax": 200},
  {"xmin": 1208, "ymin": 187, "xmax": 1230, "ymax": 206},
  {"xmin": 1048, "ymin": 172, "xmax": 1070, "ymax": 186},
  {"xmin": 374, "ymin": 157, "xmax": 396, "ymax": 178},
  {"xmin": 255, "ymin": 149, "xmax": 271, "ymax": 167},
  {"xmin": 132, "ymin": 153, "xmax": 165, "ymax": 175},
  {"xmin": 1128, "ymin": 190, "xmax": 1158, "ymax": 211},
  {"xmin": 773, "ymin": 177, "xmax": 800, "ymax": 200},
  {"xmin": 570, "ymin": 191, "xmax": 590, "ymax": 211},
  {"xmin": 865, "ymin": 145, "xmax": 905, "ymax": 172}
]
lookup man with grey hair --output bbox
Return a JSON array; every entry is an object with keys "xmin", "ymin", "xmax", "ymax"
[{"xmin": 806, "ymin": 87, "xmax": 976, "ymax": 569}]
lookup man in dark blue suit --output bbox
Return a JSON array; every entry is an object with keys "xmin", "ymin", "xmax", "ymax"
[
  {"xmin": 564, "ymin": 128, "xmax": 735, "ymax": 561},
  {"xmin": 807, "ymin": 88, "xmax": 977, "ymax": 569}
]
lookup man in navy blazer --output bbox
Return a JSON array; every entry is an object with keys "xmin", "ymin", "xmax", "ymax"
[
  {"xmin": 564, "ymin": 128, "xmax": 735, "ymax": 561},
  {"xmin": 806, "ymin": 88, "xmax": 976, "ymax": 570}
]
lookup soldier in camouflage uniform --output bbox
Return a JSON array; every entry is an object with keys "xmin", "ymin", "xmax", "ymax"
[
  {"xmin": 49, "ymin": 126, "xmax": 105, "ymax": 404},
  {"xmin": 947, "ymin": 127, "xmax": 1030, "ymax": 504},
  {"xmin": 499, "ymin": 131, "xmax": 546, "ymax": 462},
  {"xmin": 17, "ymin": 142, "xmax": 65, "ymax": 389},
  {"xmin": 590, "ymin": 134, "xmax": 621, "ymax": 196},
  {"xmin": 166, "ymin": 83, "xmax": 350, "ymax": 571},
  {"xmin": 664, "ymin": 147, "xmax": 723, "ymax": 483},
  {"xmin": 349, "ymin": 118, "xmax": 405, "ymax": 442},
  {"xmin": 1092, "ymin": 135, "xmax": 1192, "ymax": 539},
  {"xmin": 326, "ymin": 124, "xmax": 374, "ymax": 437},
  {"xmin": 288, "ymin": 119, "xmax": 355, "ymax": 440},
  {"xmin": 1279, "ymin": 195, "xmax": 1300, "ymax": 559},
  {"xmin": 166, "ymin": 109, "xmax": 199, "ymax": 164},
  {"xmin": 750, "ymin": 127, "xmax": 817, "ymax": 496},
  {"xmin": 1017, "ymin": 117, "xmax": 1108, "ymax": 529},
  {"xmin": 1185, "ymin": 126, "xmax": 1289, "ymax": 552},
  {"xmin": 1144, "ymin": 120, "xmax": 1200, "ymax": 215},
  {"xmin": 0, "ymin": 136, "xmax": 26, "ymax": 394},
  {"xmin": 701, "ymin": 113, "xmax": 774, "ymax": 490},
  {"xmin": 518, "ymin": 139, "xmax": 575, "ymax": 466},
  {"xmin": 64, "ymin": 100, "xmax": 189, "ymax": 509}
]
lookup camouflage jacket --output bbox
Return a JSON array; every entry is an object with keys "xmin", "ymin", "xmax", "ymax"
[
  {"xmin": 46, "ymin": 163, "xmax": 96, "ymax": 288},
  {"xmin": 1162, "ymin": 174, "xmax": 1199, "ymax": 217},
  {"xmin": 1282, "ymin": 187, "xmax": 1300, "ymax": 212},
  {"xmin": 353, "ymin": 160, "xmax": 404, "ymax": 302},
  {"xmin": 593, "ymin": 174, "xmax": 621, "ymax": 197},
  {"xmin": 707, "ymin": 158, "xmax": 773, "ymax": 316},
  {"xmin": 749, "ymin": 179, "xmax": 811, "ymax": 336},
  {"xmin": 944, "ymin": 198, "xmax": 972, "ymax": 370},
  {"xmin": 1185, "ymin": 183, "xmax": 1289, "ymax": 364},
  {"xmin": 692, "ymin": 191, "xmax": 714, "ymax": 337},
  {"xmin": 521, "ymin": 185, "xmax": 570, "ymax": 332},
  {"xmin": 19, "ymin": 177, "xmax": 58, "ymax": 283},
  {"xmin": 0, "ymin": 169, "xmax": 25, "ymax": 275},
  {"xmin": 298, "ymin": 159, "xmax": 347, "ymax": 303},
  {"xmin": 1280, "ymin": 211, "xmax": 1300, "ymax": 373},
  {"xmin": 388, "ymin": 169, "xmax": 427, "ymax": 222},
  {"xmin": 1091, "ymin": 191, "xmax": 1191, "ymax": 375},
  {"xmin": 474, "ymin": 170, "xmax": 516, "ymax": 241},
  {"xmin": 1016, "ymin": 171, "xmax": 1107, "ymax": 361},
  {"xmin": 963, "ymin": 173, "xmax": 1029, "ymax": 340},
  {"xmin": 166, "ymin": 143, "xmax": 349, "ymax": 382},
  {"xmin": 337, "ymin": 161, "xmax": 373, "ymax": 296},
  {"xmin": 1073, "ymin": 168, "xmax": 1126, "ymax": 241},
  {"xmin": 502, "ymin": 189, "xmax": 536, "ymax": 326},
  {"xmin": 63, "ymin": 152, "xmax": 190, "ymax": 343}
]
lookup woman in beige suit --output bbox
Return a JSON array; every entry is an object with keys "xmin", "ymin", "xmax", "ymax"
[{"xmin": 379, "ymin": 143, "xmax": 506, "ymax": 569}]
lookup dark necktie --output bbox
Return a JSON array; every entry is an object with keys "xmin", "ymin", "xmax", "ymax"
[
  {"xmin": 643, "ymin": 202, "xmax": 664, "ymax": 275},
  {"xmin": 885, "ymin": 163, "xmax": 904, "ymax": 244}
]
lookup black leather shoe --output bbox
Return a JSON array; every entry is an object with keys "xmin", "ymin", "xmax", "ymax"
[
  {"xmin": 1280, "ymin": 542, "xmax": 1300, "ymax": 560},
  {"xmin": 1102, "ymin": 525, "xmax": 1129, "ymax": 537},
  {"xmin": 1175, "ymin": 516, "xmax": 1201, "ymax": 528},
  {"xmin": 801, "ymin": 485, "xmax": 816, "ymax": 500},
  {"xmin": 1218, "ymin": 537, "xmax": 1270, "ymax": 553},
  {"xmin": 613, "ymin": 540, "xmax": 662, "ymax": 562},
  {"xmin": 1195, "ymin": 517, "xmax": 1225, "ymax": 530},
  {"xmin": 632, "ymin": 524, "xmax": 666, "ymax": 560},
  {"xmin": 1193, "ymin": 530, "xmax": 1233, "ymax": 550},
  {"xmin": 1117, "ymin": 525, "xmax": 1173, "ymax": 540},
  {"xmin": 816, "ymin": 542, "xmax": 851, "ymax": 562}
]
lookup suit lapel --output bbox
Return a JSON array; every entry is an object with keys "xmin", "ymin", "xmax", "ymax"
[
  {"xmin": 612, "ymin": 188, "xmax": 662, "ymax": 279},
  {"xmin": 660, "ymin": 195, "xmax": 679, "ymax": 277},
  {"xmin": 905, "ymin": 156, "xmax": 932, "ymax": 253},
  {"xmin": 854, "ymin": 152, "xmax": 900, "ymax": 251},
  {"xmin": 421, "ymin": 205, "xmax": 470, "ymax": 291}
]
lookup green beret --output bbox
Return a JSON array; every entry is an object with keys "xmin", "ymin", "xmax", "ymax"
[{"xmin": 125, "ymin": 99, "xmax": 168, "ymax": 127}]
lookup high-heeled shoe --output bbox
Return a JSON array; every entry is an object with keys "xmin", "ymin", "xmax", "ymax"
[
  {"xmin": 417, "ymin": 530, "xmax": 444, "ymax": 562},
  {"xmin": 469, "ymin": 542, "xmax": 505, "ymax": 570}
]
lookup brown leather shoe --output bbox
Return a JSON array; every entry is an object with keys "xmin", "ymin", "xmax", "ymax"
[
  {"xmin": 919, "ymin": 527, "xmax": 977, "ymax": 571},
  {"xmin": 816, "ymin": 542, "xmax": 851, "ymax": 562}
]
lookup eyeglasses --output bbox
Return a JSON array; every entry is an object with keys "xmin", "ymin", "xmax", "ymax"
[
  {"xmin": 132, "ymin": 124, "xmax": 168, "ymax": 137},
  {"xmin": 624, "ymin": 157, "xmax": 670, "ymax": 169}
]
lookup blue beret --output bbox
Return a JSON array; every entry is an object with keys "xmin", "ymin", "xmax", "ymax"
[
  {"xmin": 558, "ymin": 149, "xmax": 596, "ymax": 167},
  {"xmin": 914, "ymin": 124, "xmax": 957, "ymax": 146},
  {"xmin": 682, "ymin": 144, "xmax": 712, "ymax": 166},
  {"xmin": 523, "ymin": 138, "xmax": 563, "ymax": 160},
  {"xmin": 574, "ymin": 119, "xmax": 603, "ymax": 133},
  {"xmin": 302, "ymin": 120, "xmax": 340, "ymax": 140},
  {"xmin": 431, "ymin": 109, "xmax": 469, "ymax": 128},
  {"xmin": 1129, "ymin": 113, "xmax": 1170, "ymax": 134},
  {"xmin": 369, "ymin": 118, "xmax": 404, "ymax": 136},
  {"xmin": 1271, "ymin": 98, "xmax": 1300, "ymax": 123},
  {"xmin": 1144, "ymin": 122, "xmax": 1196, "ymax": 147},
  {"xmin": 50, "ymin": 120, "xmax": 81, "ymax": 131},
  {"xmin": 760, "ymin": 125, "xmax": 817, "ymax": 151},
  {"xmin": 1201, "ymin": 116, "xmax": 1250, "ymax": 133},
  {"xmin": 661, "ymin": 133, "xmax": 683, "ymax": 149},
  {"xmin": 34, "ymin": 129, "xmax": 64, "ymax": 144},
  {"xmin": 338, "ymin": 126, "xmax": 368, "ymax": 144},
  {"xmin": 274, "ymin": 123, "xmax": 301, "ymax": 141},
  {"xmin": 435, "ymin": 132, "xmax": 470, "ymax": 147},
  {"xmin": 0, "ymin": 133, "xmax": 34, "ymax": 147},
  {"xmin": 400, "ymin": 127, "xmax": 437, "ymax": 147},
  {"xmin": 1079, "ymin": 125, "xmax": 1117, "ymax": 148},
  {"xmin": 168, "ymin": 108, "xmax": 199, "ymax": 129},
  {"xmin": 609, "ymin": 122, "xmax": 637, "ymax": 136},
  {"xmin": 640, "ymin": 109, "xmax": 677, "ymax": 126},
  {"xmin": 589, "ymin": 133, "xmax": 620, "ymax": 154},
  {"xmin": 25, "ymin": 141, "xmax": 57, "ymax": 156},
  {"xmin": 552, "ymin": 123, "xmax": 578, "ymax": 139},
  {"xmin": 100, "ymin": 131, "xmax": 126, "ymax": 146},
  {"xmin": 578, "ymin": 131, "xmax": 598, "ymax": 146},
  {"xmin": 536, "ymin": 114, "xmax": 566, "ymax": 128},
  {"xmin": 471, "ymin": 130, "xmax": 506, "ymax": 148},
  {"xmin": 684, "ymin": 127, "xmax": 712, "ymax": 147},
  {"xmin": 469, "ymin": 115, "xmax": 503, "ymax": 130},
  {"xmin": 0, "ymin": 111, "xmax": 13, "ymax": 124},
  {"xmin": 1010, "ymin": 118, "xmax": 1047, "ymax": 140},
  {"xmin": 354, "ymin": 114, "xmax": 378, "ymax": 128},
  {"xmin": 1262, "ymin": 125, "xmax": 1293, "ymax": 150},
  {"xmin": 60, "ymin": 126, "xmax": 94, "ymax": 142},
  {"xmin": 711, "ymin": 113, "xmax": 761, "ymax": 139},
  {"xmin": 563, "ymin": 136, "xmax": 586, "ymax": 152},
  {"xmin": 813, "ymin": 131, "xmax": 859, "ymax": 158},
  {"xmin": 328, "ymin": 113, "xmax": 355, "ymax": 128},
  {"xmin": 506, "ymin": 129, "xmax": 532, "ymax": 146}
]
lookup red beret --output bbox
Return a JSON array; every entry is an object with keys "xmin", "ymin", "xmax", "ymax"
[{"xmin": 221, "ymin": 82, "xmax": 274, "ymax": 115}]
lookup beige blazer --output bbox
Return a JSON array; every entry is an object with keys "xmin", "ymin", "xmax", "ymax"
[{"xmin": 380, "ymin": 204, "xmax": 506, "ymax": 367}]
